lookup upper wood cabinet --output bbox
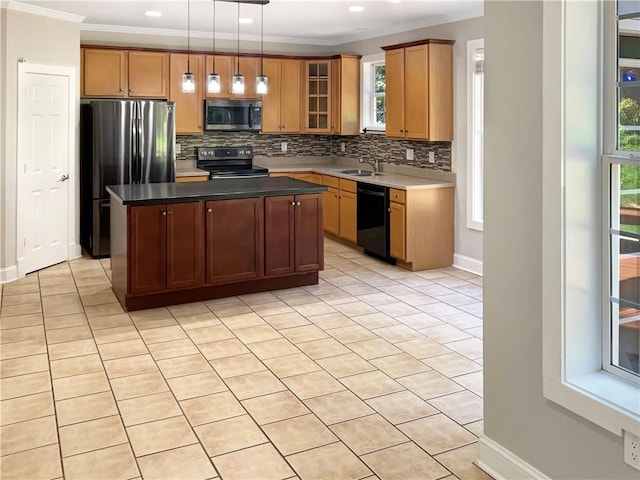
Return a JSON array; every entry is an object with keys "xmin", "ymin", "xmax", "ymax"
[
  {"xmin": 331, "ymin": 56, "xmax": 360, "ymax": 135},
  {"xmin": 204, "ymin": 55, "xmax": 233, "ymax": 98},
  {"xmin": 83, "ymin": 49, "xmax": 127, "ymax": 97},
  {"xmin": 304, "ymin": 60, "xmax": 332, "ymax": 133},
  {"xmin": 261, "ymin": 58, "xmax": 301, "ymax": 134},
  {"xmin": 169, "ymin": 53, "xmax": 205, "ymax": 135},
  {"xmin": 383, "ymin": 40, "xmax": 454, "ymax": 141},
  {"xmin": 82, "ymin": 48, "xmax": 168, "ymax": 99}
]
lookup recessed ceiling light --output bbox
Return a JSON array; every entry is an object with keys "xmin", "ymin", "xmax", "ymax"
[
  {"xmin": 239, "ymin": 17, "xmax": 254, "ymax": 24},
  {"xmin": 145, "ymin": 10, "xmax": 162, "ymax": 17},
  {"xmin": 348, "ymin": 6, "xmax": 365, "ymax": 13}
]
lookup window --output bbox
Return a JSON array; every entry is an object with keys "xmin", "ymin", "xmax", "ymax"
[
  {"xmin": 605, "ymin": 2, "xmax": 640, "ymax": 381},
  {"xmin": 361, "ymin": 53, "xmax": 386, "ymax": 131},
  {"xmin": 541, "ymin": 0, "xmax": 639, "ymax": 438},
  {"xmin": 467, "ymin": 39, "xmax": 484, "ymax": 231}
]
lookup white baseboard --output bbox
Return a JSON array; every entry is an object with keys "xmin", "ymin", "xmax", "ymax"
[
  {"xmin": 68, "ymin": 243, "xmax": 82, "ymax": 260},
  {"xmin": 477, "ymin": 435, "xmax": 550, "ymax": 480},
  {"xmin": 453, "ymin": 253, "xmax": 483, "ymax": 276},
  {"xmin": 0, "ymin": 265, "xmax": 19, "ymax": 284}
]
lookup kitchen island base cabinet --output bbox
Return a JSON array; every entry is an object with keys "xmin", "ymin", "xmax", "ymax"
[
  {"xmin": 265, "ymin": 194, "xmax": 324, "ymax": 276},
  {"xmin": 128, "ymin": 202, "xmax": 204, "ymax": 295},
  {"xmin": 206, "ymin": 198, "xmax": 263, "ymax": 285},
  {"xmin": 109, "ymin": 184, "xmax": 325, "ymax": 311}
]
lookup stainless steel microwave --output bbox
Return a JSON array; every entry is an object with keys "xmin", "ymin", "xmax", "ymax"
[{"xmin": 204, "ymin": 99, "xmax": 262, "ymax": 132}]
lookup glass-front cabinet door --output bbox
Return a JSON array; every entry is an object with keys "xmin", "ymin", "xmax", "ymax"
[{"xmin": 304, "ymin": 61, "xmax": 331, "ymax": 133}]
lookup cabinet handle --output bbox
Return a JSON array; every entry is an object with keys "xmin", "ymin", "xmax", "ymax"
[
  {"xmin": 393, "ymin": 193, "xmax": 398, "ymax": 198},
  {"xmin": 162, "ymin": 211, "xmax": 167, "ymax": 216},
  {"xmin": 129, "ymin": 89, "xmax": 133, "ymax": 93},
  {"xmin": 334, "ymin": 194, "xmax": 338, "ymax": 199},
  {"xmin": 207, "ymin": 208, "xmax": 212, "ymax": 213},
  {"xmin": 291, "ymin": 201, "xmax": 296, "ymax": 206},
  {"xmin": 296, "ymin": 202, "xmax": 301, "ymax": 206},
  {"xmin": 167, "ymin": 210, "xmax": 173, "ymax": 215}
]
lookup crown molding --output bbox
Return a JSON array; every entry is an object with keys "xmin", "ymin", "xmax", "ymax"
[
  {"xmin": 81, "ymin": 23, "xmax": 335, "ymax": 47},
  {"xmin": 0, "ymin": 0, "xmax": 84, "ymax": 23}
]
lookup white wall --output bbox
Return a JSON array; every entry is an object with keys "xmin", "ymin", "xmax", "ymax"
[
  {"xmin": 0, "ymin": 8, "xmax": 80, "ymax": 281},
  {"xmin": 483, "ymin": 1, "xmax": 637, "ymax": 478},
  {"xmin": 337, "ymin": 17, "xmax": 485, "ymax": 271}
]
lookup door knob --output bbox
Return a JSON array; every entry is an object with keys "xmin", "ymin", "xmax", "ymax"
[{"xmin": 58, "ymin": 174, "xmax": 69, "ymax": 182}]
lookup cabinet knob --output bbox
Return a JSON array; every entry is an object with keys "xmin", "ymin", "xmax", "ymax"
[
  {"xmin": 296, "ymin": 202, "xmax": 301, "ymax": 206},
  {"xmin": 129, "ymin": 89, "xmax": 133, "ymax": 93},
  {"xmin": 120, "ymin": 88, "xmax": 124, "ymax": 92},
  {"xmin": 162, "ymin": 211, "xmax": 167, "ymax": 216},
  {"xmin": 291, "ymin": 201, "xmax": 296, "ymax": 206},
  {"xmin": 334, "ymin": 195, "xmax": 338, "ymax": 199},
  {"xmin": 393, "ymin": 194, "xmax": 398, "ymax": 198},
  {"xmin": 167, "ymin": 210, "xmax": 173, "ymax": 215},
  {"xmin": 207, "ymin": 208, "xmax": 212, "ymax": 213}
]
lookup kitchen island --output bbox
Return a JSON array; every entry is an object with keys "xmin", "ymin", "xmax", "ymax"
[{"xmin": 107, "ymin": 177, "xmax": 327, "ymax": 311}]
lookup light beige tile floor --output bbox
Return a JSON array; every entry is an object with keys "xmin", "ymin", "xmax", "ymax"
[{"xmin": 0, "ymin": 238, "xmax": 491, "ymax": 480}]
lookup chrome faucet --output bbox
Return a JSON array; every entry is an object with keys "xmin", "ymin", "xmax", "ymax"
[{"xmin": 359, "ymin": 157, "xmax": 380, "ymax": 173}]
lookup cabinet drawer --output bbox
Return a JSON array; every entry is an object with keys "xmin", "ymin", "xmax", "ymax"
[
  {"xmin": 390, "ymin": 188, "xmax": 406, "ymax": 204},
  {"xmin": 322, "ymin": 174, "xmax": 339, "ymax": 188},
  {"xmin": 339, "ymin": 178, "xmax": 357, "ymax": 193}
]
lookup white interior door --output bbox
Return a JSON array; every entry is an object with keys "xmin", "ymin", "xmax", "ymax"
[{"xmin": 18, "ymin": 66, "xmax": 73, "ymax": 275}]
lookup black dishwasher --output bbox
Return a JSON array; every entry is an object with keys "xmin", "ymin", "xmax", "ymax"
[{"xmin": 357, "ymin": 183, "xmax": 395, "ymax": 263}]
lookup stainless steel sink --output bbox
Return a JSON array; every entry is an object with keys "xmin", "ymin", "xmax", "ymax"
[{"xmin": 331, "ymin": 169, "xmax": 383, "ymax": 177}]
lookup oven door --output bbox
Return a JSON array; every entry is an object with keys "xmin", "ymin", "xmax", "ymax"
[{"xmin": 205, "ymin": 99, "xmax": 262, "ymax": 131}]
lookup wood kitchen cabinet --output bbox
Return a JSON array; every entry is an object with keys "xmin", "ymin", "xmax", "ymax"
[
  {"xmin": 383, "ymin": 40, "xmax": 454, "ymax": 141},
  {"xmin": 261, "ymin": 58, "xmax": 301, "ymax": 133},
  {"xmin": 82, "ymin": 48, "xmax": 169, "ymax": 98},
  {"xmin": 321, "ymin": 174, "xmax": 356, "ymax": 243},
  {"xmin": 389, "ymin": 187, "xmax": 454, "ymax": 270},
  {"xmin": 331, "ymin": 56, "xmax": 360, "ymax": 135},
  {"xmin": 304, "ymin": 60, "xmax": 332, "ymax": 133},
  {"xmin": 265, "ymin": 194, "xmax": 323, "ymax": 276},
  {"xmin": 169, "ymin": 53, "xmax": 205, "ymax": 134},
  {"xmin": 129, "ymin": 201, "xmax": 204, "ymax": 295},
  {"xmin": 205, "ymin": 198, "xmax": 263, "ymax": 284}
]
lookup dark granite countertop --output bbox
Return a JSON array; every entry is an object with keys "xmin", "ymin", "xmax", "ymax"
[{"xmin": 106, "ymin": 177, "xmax": 328, "ymax": 206}]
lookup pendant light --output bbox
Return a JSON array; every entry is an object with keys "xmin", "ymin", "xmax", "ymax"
[
  {"xmin": 231, "ymin": 0, "xmax": 245, "ymax": 94},
  {"xmin": 255, "ymin": 2, "xmax": 268, "ymax": 94},
  {"xmin": 181, "ymin": 0, "xmax": 195, "ymax": 93},
  {"xmin": 207, "ymin": 0, "xmax": 221, "ymax": 93}
]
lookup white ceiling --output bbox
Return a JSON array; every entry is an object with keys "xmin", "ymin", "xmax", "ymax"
[{"xmin": 15, "ymin": 0, "xmax": 483, "ymax": 46}]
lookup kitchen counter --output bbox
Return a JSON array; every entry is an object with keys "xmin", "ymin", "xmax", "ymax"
[
  {"xmin": 254, "ymin": 160, "xmax": 455, "ymax": 190},
  {"xmin": 107, "ymin": 177, "xmax": 327, "ymax": 205},
  {"xmin": 175, "ymin": 166, "xmax": 209, "ymax": 178}
]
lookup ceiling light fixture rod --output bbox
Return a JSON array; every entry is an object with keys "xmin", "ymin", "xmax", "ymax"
[{"xmin": 236, "ymin": 0, "xmax": 240, "ymax": 75}]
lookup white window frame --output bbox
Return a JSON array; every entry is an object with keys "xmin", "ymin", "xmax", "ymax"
[
  {"xmin": 361, "ymin": 53, "xmax": 386, "ymax": 132},
  {"xmin": 466, "ymin": 39, "xmax": 484, "ymax": 231},
  {"xmin": 542, "ymin": 0, "xmax": 640, "ymax": 438}
]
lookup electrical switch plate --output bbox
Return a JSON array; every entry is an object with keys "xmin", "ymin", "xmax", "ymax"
[
  {"xmin": 428, "ymin": 151, "xmax": 435, "ymax": 164},
  {"xmin": 624, "ymin": 430, "xmax": 640, "ymax": 471},
  {"xmin": 340, "ymin": 142, "xmax": 346, "ymax": 152},
  {"xmin": 175, "ymin": 144, "xmax": 181, "ymax": 154},
  {"xmin": 281, "ymin": 142, "xmax": 287, "ymax": 152},
  {"xmin": 406, "ymin": 149, "xmax": 414, "ymax": 161}
]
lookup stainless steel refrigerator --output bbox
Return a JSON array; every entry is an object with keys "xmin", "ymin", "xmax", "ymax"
[{"xmin": 80, "ymin": 100, "xmax": 176, "ymax": 257}]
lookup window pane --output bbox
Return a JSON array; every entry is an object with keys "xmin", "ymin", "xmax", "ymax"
[
  {"xmin": 617, "ymin": 8, "xmax": 640, "ymax": 152},
  {"xmin": 374, "ymin": 64, "xmax": 386, "ymax": 93},
  {"xmin": 375, "ymin": 96, "xmax": 385, "ymax": 125},
  {"xmin": 610, "ymin": 162, "xmax": 640, "ymax": 376}
]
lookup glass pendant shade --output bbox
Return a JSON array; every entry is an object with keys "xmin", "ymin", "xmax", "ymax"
[
  {"xmin": 181, "ymin": 72, "xmax": 195, "ymax": 93},
  {"xmin": 256, "ymin": 74, "xmax": 268, "ymax": 95},
  {"xmin": 207, "ymin": 73, "xmax": 221, "ymax": 94},
  {"xmin": 232, "ymin": 74, "xmax": 245, "ymax": 94}
]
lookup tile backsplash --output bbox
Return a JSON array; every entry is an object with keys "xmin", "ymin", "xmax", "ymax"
[{"xmin": 177, "ymin": 132, "xmax": 451, "ymax": 172}]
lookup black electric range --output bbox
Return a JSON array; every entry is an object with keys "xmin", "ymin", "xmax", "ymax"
[{"xmin": 196, "ymin": 146, "xmax": 269, "ymax": 179}]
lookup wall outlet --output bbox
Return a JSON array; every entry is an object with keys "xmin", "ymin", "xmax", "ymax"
[
  {"xmin": 175, "ymin": 144, "xmax": 181, "ymax": 154},
  {"xmin": 624, "ymin": 430, "xmax": 640, "ymax": 471},
  {"xmin": 406, "ymin": 149, "xmax": 414, "ymax": 161},
  {"xmin": 340, "ymin": 142, "xmax": 346, "ymax": 152},
  {"xmin": 428, "ymin": 151, "xmax": 435, "ymax": 164},
  {"xmin": 281, "ymin": 142, "xmax": 288, "ymax": 153}
]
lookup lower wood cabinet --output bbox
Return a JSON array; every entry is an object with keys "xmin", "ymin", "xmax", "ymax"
[
  {"xmin": 205, "ymin": 198, "xmax": 263, "ymax": 284},
  {"xmin": 389, "ymin": 187, "xmax": 454, "ymax": 270},
  {"xmin": 129, "ymin": 201, "xmax": 204, "ymax": 294},
  {"xmin": 321, "ymin": 174, "xmax": 357, "ymax": 243},
  {"xmin": 265, "ymin": 194, "xmax": 323, "ymax": 276}
]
